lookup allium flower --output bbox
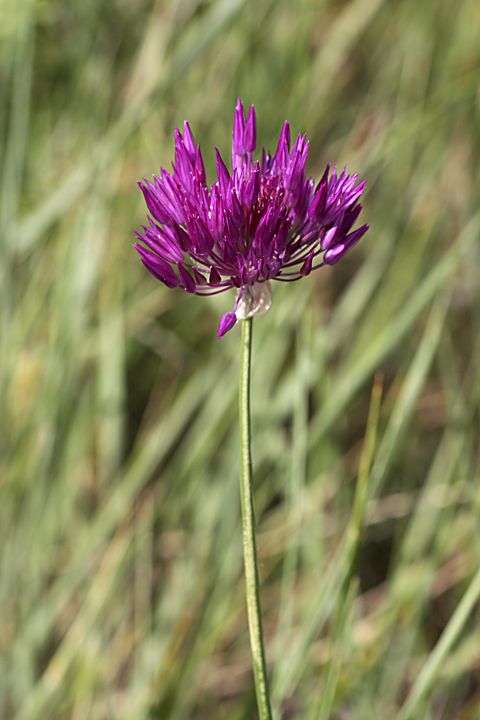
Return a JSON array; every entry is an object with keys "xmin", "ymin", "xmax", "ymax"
[{"xmin": 135, "ymin": 99, "xmax": 368, "ymax": 338}]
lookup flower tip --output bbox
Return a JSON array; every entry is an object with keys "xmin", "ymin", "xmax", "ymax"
[
  {"xmin": 215, "ymin": 148, "xmax": 231, "ymax": 191},
  {"xmin": 300, "ymin": 249, "xmax": 315, "ymax": 277},
  {"xmin": 217, "ymin": 312, "xmax": 237, "ymax": 338},
  {"xmin": 244, "ymin": 104, "xmax": 257, "ymax": 153},
  {"xmin": 275, "ymin": 121, "xmax": 291, "ymax": 160},
  {"xmin": 233, "ymin": 100, "xmax": 247, "ymax": 158},
  {"xmin": 182, "ymin": 121, "xmax": 196, "ymax": 154}
]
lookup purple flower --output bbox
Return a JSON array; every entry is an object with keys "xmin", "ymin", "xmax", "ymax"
[{"xmin": 135, "ymin": 99, "xmax": 369, "ymax": 338}]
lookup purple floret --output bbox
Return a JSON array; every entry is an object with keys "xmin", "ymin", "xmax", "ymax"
[{"xmin": 135, "ymin": 99, "xmax": 369, "ymax": 337}]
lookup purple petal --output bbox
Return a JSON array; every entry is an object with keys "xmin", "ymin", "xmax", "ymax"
[
  {"xmin": 307, "ymin": 182, "xmax": 327, "ymax": 221},
  {"xmin": 215, "ymin": 149, "xmax": 230, "ymax": 195},
  {"xmin": 274, "ymin": 121, "xmax": 291, "ymax": 165},
  {"xmin": 178, "ymin": 263, "xmax": 196, "ymax": 293},
  {"xmin": 321, "ymin": 226, "xmax": 337, "ymax": 251},
  {"xmin": 300, "ymin": 249, "xmax": 315, "ymax": 276},
  {"xmin": 232, "ymin": 99, "xmax": 246, "ymax": 157},
  {"xmin": 244, "ymin": 105, "xmax": 257, "ymax": 153},
  {"xmin": 317, "ymin": 164, "xmax": 331, "ymax": 189},
  {"xmin": 217, "ymin": 312, "xmax": 237, "ymax": 338},
  {"xmin": 209, "ymin": 267, "xmax": 221, "ymax": 285},
  {"xmin": 171, "ymin": 223, "xmax": 192, "ymax": 253},
  {"xmin": 183, "ymin": 122, "xmax": 196, "ymax": 162},
  {"xmin": 135, "ymin": 245, "xmax": 180, "ymax": 288},
  {"xmin": 194, "ymin": 146, "xmax": 206, "ymax": 184},
  {"xmin": 344, "ymin": 224, "xmax": 369, "ymax": 252},
  {"xmin": 138, "ymin": 181, "xmax": 171, "ymax": 225},
  {"xmin": 186, "ymin": 215, "xmax": 214, "ymax": 256},
  {"xmin": 245, "ymin": 164, "xmax": 260, "ymax": 206},
  {"xmin": 324, "ymin": 245, "xmax": 345, "ymax": 265},
  {"xmin": 193, "ymin": 267, "xmax": 207, "ymax": 284},
  {"xmin": 226, "ymin": 187, "xmax": 244, "ymax": 229}
]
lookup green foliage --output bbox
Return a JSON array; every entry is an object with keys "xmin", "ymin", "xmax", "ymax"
[{"xmin": 2, "ymin": 0, "xmax": 480, "ymax": 718}]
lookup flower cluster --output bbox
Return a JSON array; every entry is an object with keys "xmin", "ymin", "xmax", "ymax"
[{"xmin": 135, "ymin": 99, "xmax": 368, "ymax": 337}]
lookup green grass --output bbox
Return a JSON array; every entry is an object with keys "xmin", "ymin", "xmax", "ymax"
[{"xmin": 2, "ymin": 0, "xmax": 480, "ymax": 718}]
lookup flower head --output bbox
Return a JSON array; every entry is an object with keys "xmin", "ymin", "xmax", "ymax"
[{"xmin": 135, "ymin": 99, "xmax": 368, "ymax": 337}]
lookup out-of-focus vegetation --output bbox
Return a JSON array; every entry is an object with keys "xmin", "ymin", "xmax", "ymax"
[{"xmin": 2, "ymin": 0, "xmax": 480, "ymax": 718}]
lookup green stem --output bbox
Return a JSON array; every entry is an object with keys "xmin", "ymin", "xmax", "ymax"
[{"xmin": 239, "ymin": 317, "xmax": 273, "ymax": 720}]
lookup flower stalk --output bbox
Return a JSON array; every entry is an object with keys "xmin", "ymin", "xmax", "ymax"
[
  {"xmin": 239, "ymin": 317, "xmax": 273, "ymax": 720},
  {"xmin": 134, "ymin": 99, "xmax": 369, "ymax": 719}
]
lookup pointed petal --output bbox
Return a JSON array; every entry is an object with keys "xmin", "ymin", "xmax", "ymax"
[
  {"xmin": 209, "ymin": 267, "xmax": 222, "ymax": 285},
  {"xmin": 178, "ymin": 263, "xmax": 196, "ymax": 293},
  {"xmin": 217, "ymin": 312, "xmax": 237, "ymax": 338},
  {"xmin": 274, "ymin": 121, "xmax": 291, "ymax": 165},
  {"xmin": 300, "ymin": 248, "xmax": 316, "ymax": 276},
  {"xmin": 244, "ymin": 105, "xmax": 257, "ymax": 153},
  {"xmin": 215, "ymin": 149, "xmax": 230, "ymax": 194},
  {"xmin": 183, "ymin": 121, "xmax": 196, "ymax": 162},
  {"xmin": 232, "ymin": 98, "xmax": 246, "ymax": 156},
  {"xmin": 245, "ymin": 164, "xmax": 260, "ymax": 206},
  {"xmin": 192, "ymin": 267, "xmax": 207, "ymax": 284}
]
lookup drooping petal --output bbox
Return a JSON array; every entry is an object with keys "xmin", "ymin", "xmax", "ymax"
[
  {"xmin": 217, "ymin": 312, "xmax": 237, "ymax": 338},
  {"xmin": 300, "ymin": 249, "xmax": 315, "ymax": 277},
  {"xmin": 138, "ymin": 181, "xmax": 171, "ymax": 225},
  {"xmin": 135, "ymin": 244, "xmax": 181, "ymax": 288}
]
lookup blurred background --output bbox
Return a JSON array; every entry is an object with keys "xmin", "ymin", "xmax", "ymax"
[{"xmin": 2, "ymin": 0, "xmax": 480, "ymax": 718}]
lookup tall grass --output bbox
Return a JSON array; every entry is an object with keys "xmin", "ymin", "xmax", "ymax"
[{"xmin": 2, "ymin": 0, "xmax": 480, "ymax": 718}]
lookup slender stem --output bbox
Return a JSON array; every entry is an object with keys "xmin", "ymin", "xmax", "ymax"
[{"xmin": 239, "ymin": 317, "xmax": 273, "ymax": 720}]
